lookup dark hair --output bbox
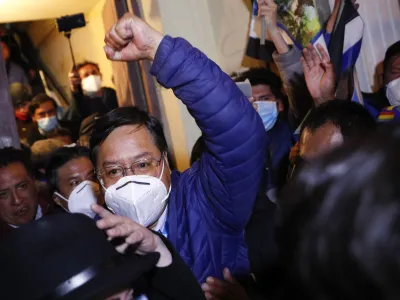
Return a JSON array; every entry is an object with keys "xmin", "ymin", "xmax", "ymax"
[
  {"xmin": 0, "ymin": 147, "xmax": 34, "ymax": 177},
  {"xmin": 45, "ymin": 146, "xmax": 91, "ymax": 191},
  {"xmin": 277, "ymin": 123, "xmax": 400, "ymax": 299},
  {"xmin": 301, "ymin": 101, "xmax": 376, "ymax": 140},
  {"xmin": 46, "ymin": 128, "xmax": 73, "ymax": 140},
  {"xmin": 234, "ymin": 68, "xmax": 284, "ymax": 100},
  {"xmin": 383, "ymin": 40, "xmax": 400, "ymax": 82},
  {"xmin": 190, "ymin": 136, "xmax": 206, "ymax": 166},
  {"xmin": 90, "ymin": 107, "xmax": 168, "ymax": 167},
  {"xmin": 28, "ymin": 93, "xmax": 57, "ymax": 117},
  {"xmin": 76, "ymin": 61, "xmax": 100, "ymax": 73}
]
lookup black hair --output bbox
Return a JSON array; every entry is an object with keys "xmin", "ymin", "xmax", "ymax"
[
  {"xmin": 190, "ymin": 136, "xmax": 206, "ymax": 166},
  {"xmin": 301, "ymin": 101, "xmax": 376, "ymax": 140},
  {"xmin": 46, "ymin": 128, "xmax": 73, "ymax": 140},
  {"xmin": 45, "ymin": 146, "xmax": 91, "ymax": 191},
  {"xmin": 90, "ymin": 107, "xmax": 168, "ymax": 167},
  {"xmin": 76, "ymin": 61, "xmax": 100, "ymax": 73},
  {"xmin": 234, "ymin": 68, "xmax": 284, "ymax": 99},
  {"xmin": 383, "ymin": 40, "xmax": 400, "ymax": 82},
  {"xmin": 277, "ymin": 123, "xmax": 400, "ymax": 299},
  {"xmin": 28, "ymin": 93, "xmax": 57, "ymax": 117},
  {"xmin": 0, "ymin": 147, "xmax": 34, "ymax": 177}
]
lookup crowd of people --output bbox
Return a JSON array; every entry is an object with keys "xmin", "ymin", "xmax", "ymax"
[{"xmin": 0, "ymin": 0, "xmax": 400, "ymax": 299}]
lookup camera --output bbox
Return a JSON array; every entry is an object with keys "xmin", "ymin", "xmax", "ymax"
[{"xmin": 56, "ymin": 14, "xmax": 86, "ymax": 33}]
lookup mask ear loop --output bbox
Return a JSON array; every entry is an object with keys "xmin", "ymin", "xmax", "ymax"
[
  {"xmin": 53, "ymin": 192, "xmax": 70, "ymax": 213},
  {"xmin": 158, "ymin": 158, "xmax": 165, "ymax": 180}
]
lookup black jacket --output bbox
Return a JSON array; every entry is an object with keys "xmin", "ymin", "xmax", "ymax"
[
  {"xmin": 67, "ymin": 87, "xmax": 118, "ymax": 121},
  {"xmin": 137, "ymin": 233, "xmax": 206, "ymax": 300}
]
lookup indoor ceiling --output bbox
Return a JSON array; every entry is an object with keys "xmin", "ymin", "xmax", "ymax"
[{"xmin": 0, "ymin": 0, "xmax": 101, "ymax": 23}]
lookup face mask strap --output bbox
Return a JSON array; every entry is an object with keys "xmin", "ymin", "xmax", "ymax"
[
  {"xmin": 53, "ymin": 192, "xmax": 70, "ymax": 213},
  {"xmin": 158, "ymin": 158, "xmax": 165, "ymax": 180}
]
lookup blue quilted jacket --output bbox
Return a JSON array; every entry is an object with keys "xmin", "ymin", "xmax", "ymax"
[{"xmin": 150, "ymin": 36, "xmax": 267, "ymax": 283}]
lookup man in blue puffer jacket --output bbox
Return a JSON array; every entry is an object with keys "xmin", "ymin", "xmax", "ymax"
[{"xmin": 90, "ymin": 13, "xmax": 267, "ymax": 284}]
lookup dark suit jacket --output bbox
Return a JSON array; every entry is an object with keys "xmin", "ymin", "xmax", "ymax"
[{"xmin": 0, "ymin": 197, "xmax": 58, "ymax": 242}]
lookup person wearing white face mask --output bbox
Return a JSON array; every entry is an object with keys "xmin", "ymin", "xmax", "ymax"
[
  {"xmin": 90, "ymin": 12, "xmax": 267, "ymax": 286},
  {"xmin": 67, "ymin": 61, "xmax": 118, "ymax": 120},
  {"xmin": 362, "ymin": 41, "xmax": 400, "ymax": 120},
  {"xmin": 45, "ymin": 146, "xmax": 104, "ymax": 219}
]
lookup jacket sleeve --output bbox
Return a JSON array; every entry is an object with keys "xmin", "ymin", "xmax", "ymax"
[
  {"xmin": 273, "ymin": 46, "xmax": 313, "ymax": 125},
  {"xmin": 150, "ymin": 36, "xmax": 267, "ymax": 233}
]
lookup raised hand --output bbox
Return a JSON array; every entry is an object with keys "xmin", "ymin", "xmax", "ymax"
[
  {"xmin": 258, "ymin": 0, "xmax": 278, "ymax": 29},
  {"xmin": 68, "ymin": 67, "xmax": 81, "ymax": 92},
  {"xmin": 104, "ymin": 13, "xmax": 164, "ymax": 62},
  {"xmin": 92, "ymin": 204, "xmax": 172, "ymax": 267},
  {"xmin": 300, "ymin": 44, "xmax": 336, "ymax": 106},
  {"xmin": 201, "ymin": 268, "xmax": 250, "ymax": 300}
]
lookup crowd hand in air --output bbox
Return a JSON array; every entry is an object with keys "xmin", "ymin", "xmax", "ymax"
[
  {"xmin": 68, "ymin": 67, "xmax": 81, "ymax": 93},
  {"xmin": 103, "ymin": 12, "xmax": 163, "ymax": 62},
  {"xmin": 300, "ymin": 44, "xmax": 336, "ymax": 106},
  {"xmin": 92, "ymin": 204, "xmax": 172, "ymax": 267},
  {"xmin": 201, "ymin": 268, "xmax": 250, "ymax": 300},
  {"xmin": 258, "ymin": 0, "xmax": 289, "ymax": 54}
]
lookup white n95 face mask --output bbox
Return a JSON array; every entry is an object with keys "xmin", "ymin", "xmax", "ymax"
[
  {"xmin": 54, "ymin": 181, "xmax": 100, "ymax": 219},
  {"xmin": 81, "ymin": 75, "xmax": 102, "ymax": 97},
  {"xmin": 104, "ymin": 161, "xmax": 170, "ymax": 228},
  {"xmin": 386, "ymin": 77, "xmax": 400, "ymax": 106}
]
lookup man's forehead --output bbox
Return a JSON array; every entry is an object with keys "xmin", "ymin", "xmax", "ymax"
[
  {"xmin": 98, "ymin": 125, "xmax": 159, "ymax": 165},
  {"xmin": 0, "ymin": 163, "xmax": 30, "ymax": 186},
  {"xmin": 79, "ymin": 64, "xmax": 99, "ymax": 73},
  {"xmin": 252, "ymin": 84, "xmax": 272, "ymax": 94}
]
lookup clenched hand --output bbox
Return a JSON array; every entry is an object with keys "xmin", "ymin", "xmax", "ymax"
[{"xmin": 104, "ymin": 13, "xmax": 164, "ymax": 62}]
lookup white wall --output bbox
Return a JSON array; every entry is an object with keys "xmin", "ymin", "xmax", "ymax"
[
  {"xmin": 356, "ymin": 0, "xmax": 400, "ymax": 92},
  {"xmin": 140, "ymin": 0, "xmax": 259, "ymax": 171}
]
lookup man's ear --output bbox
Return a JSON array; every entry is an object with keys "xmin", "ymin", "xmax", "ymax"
[
  {"xmin": 53, "ymin": 194, "xmax": 62, "ymax": 207},
  {"xmin": 277, "ymin": 99, "xmax": 285, "ymax": 113},
  {"xmin": 53, "ymin": 193, "xmax": 69, "ymax": 211}
]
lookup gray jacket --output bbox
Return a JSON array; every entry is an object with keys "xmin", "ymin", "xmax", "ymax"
[{"xmin": 273, "ymin": 46, "xmax": 313, "ymax": 125}]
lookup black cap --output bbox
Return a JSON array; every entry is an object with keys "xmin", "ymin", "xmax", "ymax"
[
  {"xmin": 0, "ymin": 213, "xmax": 159, "ymax": 300},
  {"xmin": 9, "ymin": 82, "xmax": 31, "ymax": 107}
]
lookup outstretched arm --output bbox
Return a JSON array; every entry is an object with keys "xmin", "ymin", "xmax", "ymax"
[{"xmin": 104, "ymin": 13, "xmax": 267, "ymax": 232}]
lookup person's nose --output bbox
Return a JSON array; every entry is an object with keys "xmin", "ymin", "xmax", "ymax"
[
  {"xmin": 11, "ymin": 190, "xmax": 23, "ymax": 206},
  {"xmin": 125, "ymin": 167, "xmax": 135, "ymax": 176}
]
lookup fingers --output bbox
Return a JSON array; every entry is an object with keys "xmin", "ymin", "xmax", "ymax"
[
  {"xmin": 108, "ymin": 24, "xmax": 128, "ymax": 49},
  {"xmin": 91, "ymin": 204, "xmax": 113, "ymax": 218},
  {"xmin": 308, "ymin": 43, "xmax": 322, "ymax": 66},
  {"xmin": 316, "ymin": 44, "xmax": 330, "ymax": 63},
  {"xmin": 300, "ymin": 56, "xmax": 310, "ymax": 73},
  {"xmin": 204, "ymin": 292, "xmax": 222, "ymax": 300},
  {"xmin": 104, "ymin": 46, "xmax": 122, "ymax": 61},
  {"xmin": 202, "ymin": 277, "xmax": 229, "ymax": 299},
  {"xmin": 302, "ymin": 48, "xmax": 313, "ymax": 69},
  {"xmin": 106, "ymin": 222, "xmax": 135, "ymax": 238},
  {"xmin": 96, "ymin": 213, "xmax": 126, "ymax": 230},
  {"xmin": 223, "ymin": 268, "xmax": 235, "ymax": 284},
  {"xmin": 115, "ymin": 242, "xmax": 129, "ymax": 254}
]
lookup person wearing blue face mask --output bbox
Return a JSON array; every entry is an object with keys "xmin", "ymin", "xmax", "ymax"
[
  {"xmin": 235, "ymin": 69, "xmax": 295, "ymax": 198},
  {"xmin": 27, "ymin": 93, "xmax": 60, "ymax": 146}
]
